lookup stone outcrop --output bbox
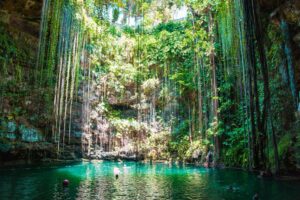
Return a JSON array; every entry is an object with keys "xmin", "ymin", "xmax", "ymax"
[
  {"xmin": 88, "ymin": 150, "xmax": 141, "ymax": 161},
  {"xmin": 0, "ymin": 0, "xmax": 42, "ymax": 61},
  {"xmin": 0, "ymin": 0, "xmax": 84, "ymax": 164},
  {"xmin": 264, "ymin": 0, "xmax": 300, "ymax": 92}
]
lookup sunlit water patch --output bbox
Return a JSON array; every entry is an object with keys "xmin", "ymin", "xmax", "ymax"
[{"xmin": 0, "ymin": 162, "xmax": 299, "ymax": 200}]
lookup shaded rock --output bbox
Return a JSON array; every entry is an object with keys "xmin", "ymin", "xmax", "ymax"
[
  {"xmin": 119, "ymin": 153, "xmax": 138, "ymax": 161},
  {"xmin": 0, "ymin": 0, "xmax": 42, "ymax": 19},
  {"xmin": 99, "ymin": 151, "xmax": 119, "ymax": 160},
  {"xmin": 293, "ymin": 33, "xmax": 300, "ymax": 46},
  {"xmin": 0, "ymin": 121, "xmax": 17, "ymax": 140},
  {"xmin": 0, "ymin": 143, "xmax": 11, "ymax": 153},
  {"xmin": 282, "ymin": 3, "xmax": 300, "ymax": 26},
  {"xmin": 19, "ymin": 125, "xmax": 42, "ymax": 142},
  {"xmin": 86, "ymin": 148, "xmax": 141, "ymax": 161},
  {"xmin": 73, "ymin": 131, "xmax": 83, "ymax": 138},
  {"xmin": 7, "ymin": 121, "xmax": 17, "ymax": 133},
  {"xmin": 259, "ymin": 0, "xmax": 285, "ymax": 11},
  {"xmin": 5, "ymin": 133, "xmax": 17, "ymax": 140},
  {"xmin": 90, "ymin": 110, "xmax": 98, "ymax": 120}
]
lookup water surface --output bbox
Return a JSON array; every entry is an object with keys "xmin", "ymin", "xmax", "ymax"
[{"xmin": 0, "ymin": 161, "xmax": 299, "ymax": 200}]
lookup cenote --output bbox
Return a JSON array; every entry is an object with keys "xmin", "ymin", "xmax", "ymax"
[
  {"xmin": 1, "ymin": 0, "xmax": 300, "ymax": 199},
  {"xmin": 1, "ymin": 161, "xmax": 299, "ymax": 200}
]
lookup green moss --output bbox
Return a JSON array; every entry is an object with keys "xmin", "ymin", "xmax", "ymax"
[{"xmin": 278, "ymin": 133, "xmax": 292, "ymax": 158}]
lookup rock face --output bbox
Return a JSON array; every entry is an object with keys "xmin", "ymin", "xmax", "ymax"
[
  {"xmin": 0, "ymin": 0, "xmax": 43, "ymax": 163},
  {"xmin": 0, "ymin": 0, "xmax": 299, "ymax": 166},
  {"xmin": 19, "ymin": 125, "xmax": 43, "ymax": 142},
  {"xmin": 88, "ymin": 150, "xmax": 140, "ymax": 161},
  {"xmin": 0, "ymin": 0, "xmax": 42, "ymax": 16},
  {"xmin": 282, "ymin": 1, "xmax": 300, "ymax": 105},
  {"xmin": 0, "ymin": 121, "xmax": 17, "ymax": 140},
  {"xmin": 0, "ymin": 118, "xmax": 51, "ymax": 165},
  {"xmin": 264, "ymin": 0, "xmax": 300, "ymax": 92},
  {"xmin": 294, "ymin": 33, "xmax": 300, "ymax": 45},
  {"xmin": 0, "ymin": 0, "xmax": 76, "ymax": 164},
  {"xmin": 0, "ymin": 0, "xmax": 42, "ymax": 58},
  {"xmin": 0, "ymin": 117, "xmax": 82, "ymax": 165}
]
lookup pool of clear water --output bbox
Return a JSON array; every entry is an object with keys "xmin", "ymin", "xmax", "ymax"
[{"xmin": 0, "ymin": 161, "xmax": 299, "ymax": 200}]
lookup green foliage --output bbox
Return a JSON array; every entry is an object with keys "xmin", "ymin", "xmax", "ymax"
[
  {"xmin": 111, "ymin": 119, "xmax": 148, "ymax": 139},
  {"xmin": 185, "ymin": 140, "xmax": 205, "ymax": 160},
  {"xmin": 278, "ymin": 134, "xmax": 292, "ymax": 158},
  {"xmin": 0, "ymin": 25, "xmax": 17, "ymax": 60},
  {"xmin": 222, "ymin": 127, "xmax": 248, "ymax": 167},
  {"xmin": 168, "ymin": 135, "xmax": 190, "ymax": 161},
  {"xmin": 145, "ymin": 131, "xmax": 171, "ymax": 160},
  {"xmin": 152, "ymin": 21, "xmax": 189, "ymax": 33},
  {"xmin": 1, "ymin": 0, "xmax": 297, "ymax": 172}
]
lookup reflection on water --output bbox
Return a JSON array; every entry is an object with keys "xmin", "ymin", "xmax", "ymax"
[{"xmin": 0, "ymin": 161, "xmax": 299, "ymax": 200}]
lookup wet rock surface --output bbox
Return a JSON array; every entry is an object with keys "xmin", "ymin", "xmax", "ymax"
[
  {"xmin": 86, "ymin": 148, "xmax": 141, "ymax": 161},
  {"xmin": 265, "ymin": 0, "xmax": 300, "ymax": 90},
  {"xmin": 0, "ymin": 0, "xmax": 42, "ymax": 55}
]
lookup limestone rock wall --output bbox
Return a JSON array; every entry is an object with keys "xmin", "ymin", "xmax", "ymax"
[{"xmin": 261, "ymin": 0, "xmax": 300, "ymax": 94}]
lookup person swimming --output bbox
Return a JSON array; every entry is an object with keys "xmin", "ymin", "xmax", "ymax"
[
  {"xmin": 62, "ymin": 179, "xmax": 69, "ymax": 187},
  {"xmin": 114, "ymin": 167, "xmax": 120, "ymax": 179}
]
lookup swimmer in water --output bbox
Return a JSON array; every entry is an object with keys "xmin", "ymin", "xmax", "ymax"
[
  {"xmin": 114, "ymin": 167, "xmax": 120, "ymax": 179},
  {"xmin": 62, "ymin": 179, "xmax": 69, "ymax": 187}
]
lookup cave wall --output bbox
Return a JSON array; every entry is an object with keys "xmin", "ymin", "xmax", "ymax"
[
  {"xmin": 0, "ymin": 0, "xmax": 56, "ymax": 165},
  {"xmin": 0, "ymin": 0, "xmax": 299, "ymax": 166},
  {"xmin": 0, "ymin": 0, "xmax": 84, "ymax": 165},
  {"xmin": 279, "ymin": 1, "xmax": 300, "ymax": 96},
  {"xmin": 260, "ymin": 0, "xmax": 300, "ymax": 98},
  {"xmin": 0, "ymin": 0, "xmax": 42, "ymax": 58},
  {"xmin": 258, "ymin": 0, "xmax": 300, "ymax": 170}
]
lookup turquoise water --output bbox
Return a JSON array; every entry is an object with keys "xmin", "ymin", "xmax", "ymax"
[{"xmin": 0, "ymin": 161, "xmax": 299, "ymax": 200}]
